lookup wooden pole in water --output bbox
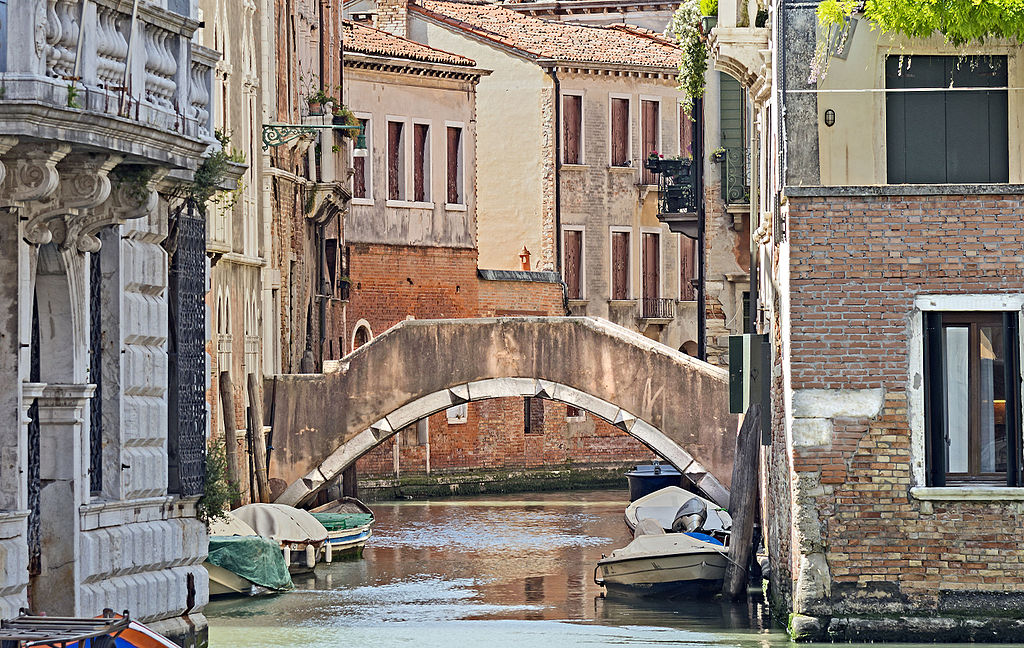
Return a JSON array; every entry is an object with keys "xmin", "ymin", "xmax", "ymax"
[
  {"xmin": 247, "ymin": 372, "xmax": 271, "ymax": 503},
  {"xmin": 723, "ymin": 402, "xmax": 761, "ymax": 599},
  {"xmin": 217, "ymin": 371, "xmax": 241, "ymax": 508}
]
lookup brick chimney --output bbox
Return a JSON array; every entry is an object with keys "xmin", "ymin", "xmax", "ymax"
[{"xmin": 374, "ymin": 0, "xmax": 408, "ymax": 37}]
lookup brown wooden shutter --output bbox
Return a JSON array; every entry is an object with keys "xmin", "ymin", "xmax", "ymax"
[
  {"xmin": 353, "ymin": 156, "xmax": 366, "ymax": 198},
  {"xmin": 642, "ymin": 232, "xmax": 659, "ymax": 300},
  {"xmin": 413, "ymin": 124, "xmax": 428, "ymax": 202},
  {"xmin": 680, "ymin": 237, "xmax": 696, "ymax": 300},
  {"xmin": 679, "ymin": 104, "xmax": 694, "ymax": 159},
  {"xmin": 641, "ymin": 100, "xmax": 659, "ymax": 184},
  {"xmin": 563, "ymin": 95, "xmax": 582, "ymax": 165},
  {"xmin": 388, "ymin": 121, "xmax": 403, "ymax": 200},
  {"xmin": 611, "ymin": 98, "xmax": 629, "ymax": 166},
  {"xmin": 611, "ymin": 231, "xmax": 629, "ymax": 299},
  {"xmin": 565, "ymin": 229, "xmax": 582, "ymax": 299},
  {"xmin": 447, "ymin": 126, "xmax": 461, "ymax": 204}
]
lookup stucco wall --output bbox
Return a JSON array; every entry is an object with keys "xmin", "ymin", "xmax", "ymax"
[{"xmin": 408, "ymin": 14, "xmax": 555, "ymax": 271}]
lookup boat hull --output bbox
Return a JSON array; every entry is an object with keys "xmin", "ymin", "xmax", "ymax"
[
  {"xmin": 204, "ymin": 563, "xmax": 254, "ymax": 597},
  {"xmin": 324, "ymin": 525, "xmax": 373, "ymax": 560},
  {"xmin": 596, "ymin": 550, "xmax": 727, "ymax": 594}
]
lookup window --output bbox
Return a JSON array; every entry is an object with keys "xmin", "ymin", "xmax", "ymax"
[
  {"xmin": 610, "ymin": 97, "xmax": 630, "ymax": 167},
  {"xmin": 679, "ymin": 236, "xmax": 696, "ymax": 301},
  {"xmin": 387, "ymin": 120, "xmax": 405, "ymax": 201},
  {"xmin": 719, "ymin": 73, "xmax": 748, "ymax": 204},
  {"xmin": 640, "ymin": 99, "xmax": 660, "ymax": 185},
  {"xmin": 611, "ymin": 229, "xmax": 630, "ymax": 300},
  {"xmin": 641, "ymin": 231, "xmax": 660, "ymax": 301},
  {"xmin": 563, "ymin": 94, "xmax": 583, "ymax": 165},
  {"xmin": 886, "ymin": 55, "xmax": 1008, "ymax": 184},
  {"xmin": 924, "ymin": 311, "xmax": 1022, "ymax": 486},
  {"xmin": 565, "ymin": 405, "xmax": 585, "ymax": 421},
  {"xmin": 524, "ymin": 397, "xmax": 545, "ymax": 435},
  {"xmin": 352, "ymin": 118, "xmax": 370, "ymax": 200},
  {"xmin": 446, "ymin": 403, "xmax": 468, "ymax": 424},
  {"xmin": 564, "ymin": 228, "xmax": 584, "ymax": 300},
  {"xmin": 413, "ymin": 122, "xmax": 430, "ymax": 203},
  {"xmin": 325, "ymin": 238, "xmax": 340, "ymax": 296},
  {"xmin": 446, "ymin": 125, "xmax": 464, "ymax": 205}
]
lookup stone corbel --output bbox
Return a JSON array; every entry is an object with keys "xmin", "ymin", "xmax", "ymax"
[
  {"xmin": 709, "ymin": 27, "xmax": 770, "ymax": 90},
  {"xmin": 24, "ymin": 153, "xmax": 124, "ymax": 249},
  {"xmin": 306, "ymin": 181, "xmax": 350, "ymax": 226},
  {"xmin": 68, "ymin": 166, "xmax": 169, "ymax": 252},
  {"xmin": 0, "ymin": 137, "xmax": 20, "ymax": 187},
  {"xmin": 1, "ymin": 144, "xmax": 71, "ymax": 216}
]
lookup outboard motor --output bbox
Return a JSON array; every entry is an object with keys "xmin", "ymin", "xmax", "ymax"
[{"xmin": 671, "ymin": 497, "xmax": 707, "ymax": 533}]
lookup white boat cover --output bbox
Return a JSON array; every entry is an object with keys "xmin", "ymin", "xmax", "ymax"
[
  {"xmin": 603, "ymin": 530, "xmax": 725, "ymax": 562},
  {"xmin": 208, "ymin": 511, "xmax": 259, "ymax": 537},
  {"xmin": 232, "ymin": 503, "xmax": 328, "ymax": 544},
  {"xmin": 625, "ymin": 486, "xmax": 732, "ymax": 533}
]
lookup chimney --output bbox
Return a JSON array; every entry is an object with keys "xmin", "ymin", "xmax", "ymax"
[
  {"xmin": 519, "ymin": 246, "xmax": 531, "ymax": 271},
  {"xmin": 374, "ymin": 0, "xmax": 408, "ymax": 37}
]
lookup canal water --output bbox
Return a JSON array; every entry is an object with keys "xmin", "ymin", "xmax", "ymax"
[{"xmin": 204, "ymin": 489, "xmax": 990, "ymax": 648}]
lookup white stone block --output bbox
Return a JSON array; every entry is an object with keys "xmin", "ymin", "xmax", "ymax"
[
  {"xmin": 466, "ymin": 378, "xmax": 535, "ymax": 401},
  {"xmin": 792, "ymin": 418, "xmax": 834, "ymax": 447},
  {"xmin": 792, "ymin": 388, "xmax": 885, "ymax": 419}
]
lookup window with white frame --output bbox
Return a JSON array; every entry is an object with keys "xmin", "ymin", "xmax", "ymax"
[
  {"xmin": 563, "ymin": 93, "xmax": 583, "ymax": 165},
  {"xmin": 446, "ymin": 403, "xmax": 468, "ymax": 424},
  {"xmin": 352, "ymin": 116, "xmax": 371, "ymax": 202},
  {"xmin": 640, "ymin": 98, "xmax": 660, "ymax": 185},
  {"xmin": 610, "ymin": 227, "xmax": 631, "ymax": 300},
  {"xmin": 413, "ymin": 122, "xmax": 431, "ymax": 203},
  {"xmin": 564, "ymin": 226, "xmax": 584, "ymax": 300},
  {"xmin": 609, "ymin": 96, "xmax": 630, "ymax": 167},
  {"xmin": 387, "ymin": 119, "xmax": 406, "ymax": 201},
  {"xmin": 446, "ymin": 124, "xmax": 465, "ymax": 206}
]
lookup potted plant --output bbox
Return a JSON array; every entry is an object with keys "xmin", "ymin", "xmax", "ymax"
[
  {"xmin": 699, "ymin": 0, "xmax": 718, "ymax": 32},
  {"xmin": 305, "ymin": 88, "xmax": 333, "ymax": 116},
  {"xmin": 644, "ymin": 151, "xmax": 663, "ymax": 172},
  {"xmin": 710, "ymin": 146, "xmax": 727, "ymax": 163}
]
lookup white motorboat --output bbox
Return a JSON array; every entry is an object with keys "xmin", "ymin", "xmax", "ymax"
[
  {"xmin": 624, "ymin": 486, "xmax": 731, "ymax": 534},
  {"xmin": 232, "ymin": 503, "xmax": 329, "ymax": 573}
]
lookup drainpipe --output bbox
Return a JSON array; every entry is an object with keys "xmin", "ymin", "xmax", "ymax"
[
  {"xmin": 544, "ymin": 65, "xmax": 568, "ymax": 312},
  {"xmin": 695, "ymin": 96, "xmax": 707, "ymax": 362}
]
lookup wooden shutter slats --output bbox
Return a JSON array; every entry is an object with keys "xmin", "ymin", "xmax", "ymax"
[
  {"xmin": 680, "ymin": 237, "xmax": 695, "ymax": 301},
  {"xmin": 353, "ymin": 156, "xmax": 366, "ymax": 199},
  {"xmin": 447, "ymin": 126, "xmax": 461, "ymax": 204},
  {"xmin": 642, "ymin": 232, "xmax": 659, "ymax": 300},
  {"xmin": 413, "ymin": 123, "xmax": 428, "ymax": 202},
  {"xmin": 563, "ymin": 95, "xmax": 582, "ymax": 165},
  {"xmin": 611, "ymin": 98, "xmax": 629, "ymax": 167},
  {"xmin": 388, "ymin": 121, "xmax": 403, "ymax": 200},
  {"xmin": 641, "ymin": 100, "xmax": 659, "ymax": 184},
  {"xmin": 612, "ymin": 231, "xmax": 629, "ymax": 300},
  {"xmin": 565, "ymin": 230, "xmax": 582, "ymax": 299}
]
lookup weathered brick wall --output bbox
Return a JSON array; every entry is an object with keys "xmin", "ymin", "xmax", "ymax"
[
  {"xmin": 348, "ymin": 242, "xmax": 653, "ymax": 480},
  {"xmin": 782, "ymin": 192, "xmax": 1024, "ymax": 623}
]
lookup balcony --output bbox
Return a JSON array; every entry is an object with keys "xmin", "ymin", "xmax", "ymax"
[
  {"xmin": 645, "ymin": 155, "xmax": 699, "ymax": 238},
  {"xmin": 715, "ymin": 147, "xmax": 750, "ymax": 205},
  {"xmin": 0, "ymin": 0, "xmax": 216, "ymax": 170},
  {"xmin": 641, "ymin": 297, "xmax": 676, "ymax": 322}
]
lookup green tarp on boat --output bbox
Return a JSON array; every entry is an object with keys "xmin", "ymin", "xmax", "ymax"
[
  {"xmin": 310, "ymin": 512, "xmax": 374, "ymax": 531},
  {"xmin": 207, "ymin": 536, "xmax": 294, "ymax": 591}
]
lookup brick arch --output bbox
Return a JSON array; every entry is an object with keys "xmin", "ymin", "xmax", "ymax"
[{"xmin": 268, "ymin": 317, "xmax": 738, "ymax": 507}]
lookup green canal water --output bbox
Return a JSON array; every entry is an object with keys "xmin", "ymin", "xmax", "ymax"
[{"xmin": 204, "ymin": 489, "xmax": 1010, "ymax": 648}]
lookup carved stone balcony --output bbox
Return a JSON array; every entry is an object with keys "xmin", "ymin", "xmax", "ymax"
[{"xmin": 0, "ymin": 0, "xmax": 217, "ymax": 170}]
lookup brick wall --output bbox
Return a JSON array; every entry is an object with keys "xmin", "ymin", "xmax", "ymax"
[
  {"xmin": 780, "ymin": 191, "xmax": 1024, "ymax": 622},
  {"xmin": 347, "ymin": 242, "xmax": 653, "ymax": 480}
]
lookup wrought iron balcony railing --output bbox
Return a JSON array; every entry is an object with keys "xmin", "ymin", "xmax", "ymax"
[
  {"xmin": 641, "ymin": 297, "xmax": 676, "ymax": 320},
  {"xmin": 718, "ymin": 147, "xmax": 750, "ymax": 205},
  {"xmin": 0, "ymin": 0, "xmax": 216, "ymax": 156},
  {"xmin": 645, "ymin": 156, "xmax": 699, "ymax": 215}
]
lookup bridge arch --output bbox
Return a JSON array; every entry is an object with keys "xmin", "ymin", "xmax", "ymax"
[{"xmin": 267, "ymin": 317, "xmax": 738, "ymax": 508}]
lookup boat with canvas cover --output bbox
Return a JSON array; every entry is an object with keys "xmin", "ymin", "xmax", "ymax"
[
  {"xmin": 204, "ymin": 511, "xmax": 293, "ymax": 597},
  {"xmin": 309, "ymin": 497, "xmax": 375, "ymax": 560},
  {"xmin": 232, "ymin": 503, "xmax": 329, "ymax": 573},
  {"xmin": 624, "ymin": 486, "xmax": 730, "ymax": 534}
]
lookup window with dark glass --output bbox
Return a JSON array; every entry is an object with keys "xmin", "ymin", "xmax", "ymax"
[
  {"xmin": 886, "ymin": 55, "xmax": 1008, "ymax": 184},
  {"xmin": 563, "ymin": 94, "xmax": 582, "ymax": 165},
  {"xmin": 610, "ymin": 98, "xmax": 630, "ymax": 167},
  {"xmin": 924, "ymin": 311, "xmax": 1022, "ymax": 486},
  {"xmin": 524, "ymin": 397, "xmax": 545, "ymax": 435}
]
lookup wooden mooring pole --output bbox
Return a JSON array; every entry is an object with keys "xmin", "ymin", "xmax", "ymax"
[
  {"xmin": 247, "ymin": 372, "xmax": 271, "ymax": 503},
  {"xmin": 217, "ymin": 371, "xmax": 242, "ymax": 508},
  {"xmin": 723, "ymin": 402, "xmax": 761, "ymax": 599}
]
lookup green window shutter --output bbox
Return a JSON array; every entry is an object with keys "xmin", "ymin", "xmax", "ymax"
[{"xmin": 718, "ymin": 73, "xmax": 747, "ymax": 202}]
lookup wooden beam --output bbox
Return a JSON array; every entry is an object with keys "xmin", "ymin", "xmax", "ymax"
[
  {"xmin": 247, "ymin": 372, "xmax": 271, "ymax": 503},
  {"xmin": 722, "ymin": 402, "xmax": 761, "ymax": 599},
  {"xmin": 217, "ymin": 371, "xmax": 242, "ymax": 508}
]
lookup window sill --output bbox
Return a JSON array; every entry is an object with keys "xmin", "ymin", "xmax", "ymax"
[
  {"xmin": 351, "ymin": 198, "xmax": 374, "ymax": 206},
  {"xmin": 608, "ymin": 299, "xmax": 635, "ymax": 305},
  {"xmin": 567, "ymin": 299, "xmax": 588, "ymax": 306},
  {"xmin": 608, "ymin": 165, "xmax": 637, "ymax": 173},
  {"xmin": 910, "ymin": 486, "xmax": 1024, "ymax": 501},
  {"xmin": 445, "ymin": 203, "xmax": 467, "ymax": 212},
  {"xmin": 386, "ymin": 200, "xmax": 434, "ymax": 209},
  {"xmin": 560, "ymin": 163, "xmax": 589, "ymax": 170}
]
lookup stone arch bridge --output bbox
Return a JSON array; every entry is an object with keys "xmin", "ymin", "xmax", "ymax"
[{"xmin": 268, "ymin": 317, "xmax": 739, "ymax": 507}]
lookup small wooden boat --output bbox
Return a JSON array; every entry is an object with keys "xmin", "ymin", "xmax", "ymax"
[
  {"xmin": 624, "ymin": 486, "xmax": 731, "ymax": 534},
  {"xmin": 232, "ymin": 503, "xmax": 329, "ymax": 574},
  {"xmin": 309, "ymin": 497, "xmax": 375, "ymax": 561}
]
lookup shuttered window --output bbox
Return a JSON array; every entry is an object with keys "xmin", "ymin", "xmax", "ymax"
[
  {"xmin": 447, "ymin": 126, "xmax": 463, "ymax": 204},
  {"xmin": 642, "ymin": 232, "xmax": 660, "ymax": 300},
  {"xmin": 611, "ymin": 231, "xmax": 630, "ymax": 300},
  {"xmin": 564, "ymin": 229, "xmax": 583, "ymax": 300},
  {"xmin": 387, "ymin": 120, "xmax": 404, "ymax": 200},
  {"xmin": 352, "ymin": 118, "xmax": 369, "ymax": 199},
  {"xmin": 413, "ymin": 123, "xmax": 429, "ymax": 202},
  {"xmin": 563, "ymin": 94, "xmax": 582, "ymax": 165},
  {"xmin": 610, "ymin": 98, "xmax": 630, "ymax": 167},
  {"xmin": 886, "ymin": 55, "xmax": 1008, "ymax": 184},
  {"xmin": 641, "ymin": 99, "xmax": 659, "ymax": 185},
  {"xmin": 679, "ymin": 236, "xmax": 696, "ymax": 301}
]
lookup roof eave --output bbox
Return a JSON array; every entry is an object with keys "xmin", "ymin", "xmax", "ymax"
[{"xmin": 343, "ymin": 51, "xmax": 491, "ymax": 77}]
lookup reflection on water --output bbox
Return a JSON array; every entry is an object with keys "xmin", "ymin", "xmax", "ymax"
[{"xmin": 206, "ymin": 489, "xmax": 1018, "ymax": 648}]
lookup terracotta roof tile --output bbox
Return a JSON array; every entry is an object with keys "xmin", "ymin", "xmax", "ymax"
[
  {"xmin": 411, "ymin": 0, "xmax": 681, "ymax": 68},
  {"xmin": 344, "ymin": 20, "xmax": 477, "ymax": 66}
]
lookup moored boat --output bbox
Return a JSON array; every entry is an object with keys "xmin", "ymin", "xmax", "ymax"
[
  {"xmin": 232, "ymin": 503, "xmax": 329, "ymax": 573},
  {"xmin": 625, "ymin": 461, "xmax": 683, "ymax": 502},
  {"xmin": 310, "ymin": 497, "xmax": 375, "ymax": 561},
  {"xmin": 624, "ymin": 486, "xmax": 730, "ymax": 534},
  {"xmin": 204, "ymin": 511, "xmax": 293, "ymax": 597}
]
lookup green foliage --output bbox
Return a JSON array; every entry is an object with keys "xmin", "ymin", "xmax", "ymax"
[
  {"xmin": 66, "ymin": 83, "xmax": 81, "ymax": 109},
  {"xmin": 670, "ymin": 0, "xmax": 710, "ymax": 114},
  {"xmin": 332, "ymin": 104, "xmax": 361, "ymax": 140},
  {"xmin": 699, "ymin": 0, "xmax": 718, "ymax": 17},
  {"xmin": 113, "ymin": 164, "xmax": 157, "ymax": 203},
  {"xmin": 817, "ymin": 0, "xmax": 1024, "ymax": 46},
  {"xmin": 197, "ymin": 442, "xmax": 239, "ymax": 529}
]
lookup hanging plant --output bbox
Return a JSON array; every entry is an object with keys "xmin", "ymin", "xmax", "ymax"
[{"xmin": 670, "ymin": 0, "xmax": 710, "ymax": 115}]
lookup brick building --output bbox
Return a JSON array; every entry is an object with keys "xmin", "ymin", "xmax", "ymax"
[
  {"xmin": 340, "ymin": 22, "xmax": 655, "ymax": 492},
  {"xmin": 708, "ymin": 0, "xmax": 1024, "ymax": 639}
]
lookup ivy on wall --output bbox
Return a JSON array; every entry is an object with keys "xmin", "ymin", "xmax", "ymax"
[
  {"xmin": 818, "ymin": 0, "xmax": 1024, "ymax": 46},
  {"xmin": 670, "ymin": 0, "xmax": 712, "ymax": 113}
]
